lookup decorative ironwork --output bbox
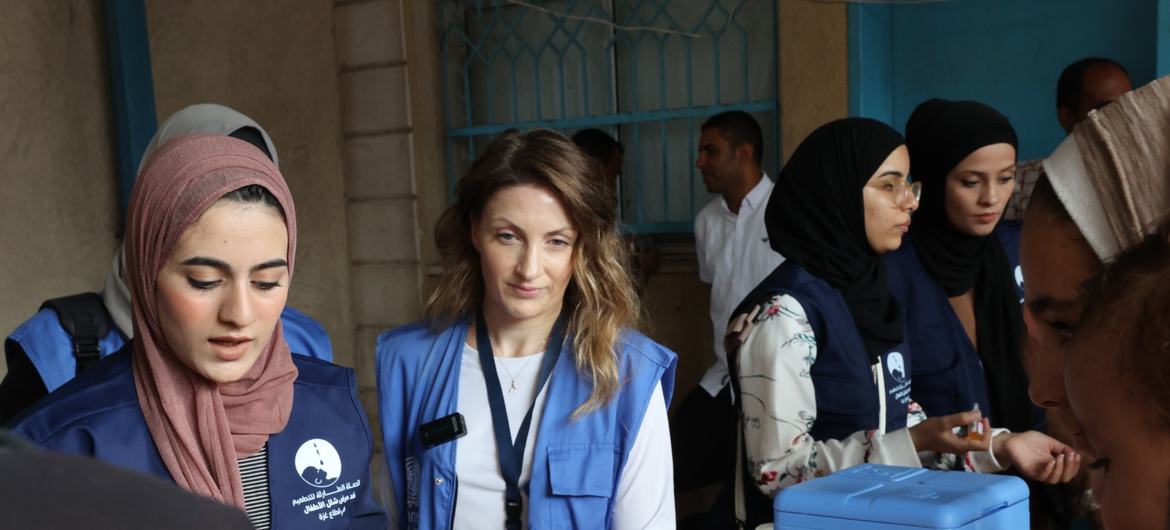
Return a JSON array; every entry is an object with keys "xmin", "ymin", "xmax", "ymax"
[{"xmin": 440, "ymin": 0, "xmax": 778, "ymax": 233}]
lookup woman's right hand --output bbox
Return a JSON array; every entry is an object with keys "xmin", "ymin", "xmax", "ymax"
[{"xmin": 908, "ymin": 410, "xmax": 992, "ymax": 454}]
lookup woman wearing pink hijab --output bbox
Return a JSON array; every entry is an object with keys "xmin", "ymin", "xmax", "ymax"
[{"xmin": 11, "ymin": 135, "xmax": 387, "ymax": 529}]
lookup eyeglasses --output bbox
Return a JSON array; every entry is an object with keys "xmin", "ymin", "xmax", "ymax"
[{"xmin": 882, "ymin": 180, "xmax": 922, "ymax": 204}]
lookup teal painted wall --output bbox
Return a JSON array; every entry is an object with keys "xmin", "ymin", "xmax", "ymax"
[{"xmin": 849, "ymin": 0, "xmax": 1164, "ymax": 160}]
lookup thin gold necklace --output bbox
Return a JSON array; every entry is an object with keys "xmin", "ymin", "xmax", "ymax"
[
  {"xmin": 495, "ymin": 355, "xmax": 539, "ymax": 394},
  {"xmin": 488, "ymin": 335, "xmax": 547, "ymax": 394}
]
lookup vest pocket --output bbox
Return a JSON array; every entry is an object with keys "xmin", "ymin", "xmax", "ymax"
[
  {"xmin": 548, "ymin": 443, "xmax": 615, "ymax": 496},
  {"xmin": 545, "ymin": 443, "xmax": 615, "ymax": 527}
]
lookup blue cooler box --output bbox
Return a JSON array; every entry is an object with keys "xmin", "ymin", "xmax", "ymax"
[{"xmin": 773, "ymin": 464, "xmax": 1028, "ymax": 529}]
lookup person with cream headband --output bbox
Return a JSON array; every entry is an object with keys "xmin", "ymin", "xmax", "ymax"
[{"xmin": 1024, "ymin": 74, "xmax": 1170, "ymax": 529}]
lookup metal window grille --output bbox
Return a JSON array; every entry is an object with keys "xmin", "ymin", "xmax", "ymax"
[{"xmin": 440, "ymin": 0, "xmax": 779, "ymax": 233}]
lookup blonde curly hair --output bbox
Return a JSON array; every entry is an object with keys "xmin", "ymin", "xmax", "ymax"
[{"xmin": 425, "ymin": 129, "xmax": 639, "ymax": 416}]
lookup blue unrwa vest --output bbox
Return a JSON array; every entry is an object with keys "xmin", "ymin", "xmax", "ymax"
[
  {"xmin": 9, "ymin": 346, "xmax": 387, "ymax": 529},
  {"xmin": 375, "ymin": 320, "xmax": 676, "ymax": 530},
  {"xmin": 6, "ymin": 305, "xmax": 333, "ymax": 393},
  {"xmin": 735, "ymin": 261, "xmax": 911, "ymax": 442},
  {"xmin": 885, "ymin": 221, "xmax": 1026, "ymax": 421}
]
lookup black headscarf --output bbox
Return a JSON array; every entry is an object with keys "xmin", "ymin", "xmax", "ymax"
[
  {"xmin": 904, "ymin": 98, "xmax": 1031, "ymax": 433},
  {"xmin": 749, "ymin": 117, "xmax": 907, "ymax": 361}
]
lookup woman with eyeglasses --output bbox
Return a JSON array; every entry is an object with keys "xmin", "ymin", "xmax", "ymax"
[
  {"xmin": 885, "ymin": 99, "xmax": 1080, "ymax": 526},
  {"xmin": 724, "ymin": 117, "xmax": 1008, "ymax": 528}
]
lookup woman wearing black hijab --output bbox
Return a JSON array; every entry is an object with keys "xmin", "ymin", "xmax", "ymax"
[
  {"xmin": 884, "ymin": 99, "xmax": 1080, "ymax": 524},
  {"xmin": 727, "ymin": 118, "xmax": 996, "ymax": 527},
  {"xmin": 886, "ymin": 97, "xmax": 1076, "ymax": 468},
  {"xmin": 891, "ymin": 98, "xmax": 1028, "ymax": 430}
]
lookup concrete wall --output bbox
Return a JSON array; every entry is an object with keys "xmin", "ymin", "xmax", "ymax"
[
  {"xmin": 0, "ymin": 0, "xmax": 425, "ymax": 472},
  {"xmin": 0, "ymin": 1, "xmax": 118, "ymax": 373},
  {"xmin": 0, "ymin": 1, "xmax": 359, "ymax": 379},
  {"xmin": 780, "ymin": 0, "xmax": 849, "ymax": 162},
  {"xmin": 333, "ymin": 0, "xmax": 437, "ymax": 428},
  {"xmin": 0, "ymin": 0, "xmax": 440, "ymax": 407},
  {"xmin": 403, "ymin": 1, "xmax": 448, "ymax": 299}
]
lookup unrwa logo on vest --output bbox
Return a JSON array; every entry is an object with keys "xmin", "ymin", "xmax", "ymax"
[
  {"xmin": 295, "ymin": 438, "xmax": 342, "ymax": 488},
  {"xmin": 886, "ymin": 351, "xmax": 908, "ymax": 384}
]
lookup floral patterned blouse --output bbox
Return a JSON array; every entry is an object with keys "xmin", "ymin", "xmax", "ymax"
[{"xmin": 737, "ymin": 294, "xmax": 1007, "ymax": 497}]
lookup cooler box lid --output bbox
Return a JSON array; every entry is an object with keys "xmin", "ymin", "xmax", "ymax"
[{"xmin": 774, "ymin": 464, "xmax": 1028, "ymax": 528}]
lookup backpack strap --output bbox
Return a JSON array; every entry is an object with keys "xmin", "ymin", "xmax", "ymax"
[
  {"xmin": 728, "ymin": 322, "xmax": 749, "ymax": 530},
  {"xmin": 39, "ymin": 293, "xmax": 111, "ymax": 376},
  {"xmin": 728, "ymin": 303, "xmax": 780, "ymax": 529}
]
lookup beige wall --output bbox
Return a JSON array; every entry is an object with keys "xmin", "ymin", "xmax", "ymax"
[
  {"xmin": 0, "ymin": 1, "xmax": 357, "ymax": 377},
  {"xmin": 639, "ymin": 244, "xmax": 713, "ymax": 415},
  {"xmin": 779, "ymin": 0, "xmax": 849, "ymax": 162},
  {"xmin": 402, "ymin": 1, "xmax": 447, "ymax": 289},
  {"xmin": 0, "ymin": 1, "xmax": 118, "ymax": 373},
  {"xmin": 333, "ymin": 0, "xmax": 433, "ymax": 427},
  {"xmin": 146, "ymin": 0, "xmax": 356, "ymax": 367}
]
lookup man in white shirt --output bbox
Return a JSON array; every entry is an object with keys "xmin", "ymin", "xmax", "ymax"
[{"xmin": 673, "ymin": 111, "xmax": 784, "ymax": 521}]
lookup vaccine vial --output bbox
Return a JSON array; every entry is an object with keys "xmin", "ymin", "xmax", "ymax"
[{"xmin": 964, "ymin": 403, "xmax": 984, "ymax": 441}]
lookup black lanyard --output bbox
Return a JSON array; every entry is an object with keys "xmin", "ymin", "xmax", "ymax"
[{"xmin": 475, "ymin": 310, "xmax": 567, "ymax": 530}]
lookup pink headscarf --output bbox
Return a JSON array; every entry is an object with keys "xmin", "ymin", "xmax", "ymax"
[{"xmin": 124, "ymin": 134, "xmax": 299, "ymax": 507}]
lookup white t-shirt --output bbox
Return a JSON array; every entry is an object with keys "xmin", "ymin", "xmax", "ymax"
[
  {"xmin": 453, "ymin": 344, "xmax": 675, "ymax": 530},
  {"xmin": 694, "ymin": 175, "xmax": 785, "ymax": 396}
]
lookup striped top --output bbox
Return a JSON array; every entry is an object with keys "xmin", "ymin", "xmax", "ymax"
[{"xmin": 238, "ymin": 444, "xmax": 271, "ymax": 529}]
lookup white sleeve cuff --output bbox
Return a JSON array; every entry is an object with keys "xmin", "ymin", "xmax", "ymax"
[
  {"xmin": 877, "ymin": 427, "xmax": 921, "ymax": 466},
  {"xmin": 967, "ymin": 428, "xmax": 1011, "ymax": 473}
]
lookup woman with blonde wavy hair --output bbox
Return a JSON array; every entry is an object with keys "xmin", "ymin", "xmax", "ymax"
[{"xmin": 375, "ymin": 129, "xmax": 678, "ymax": 530}]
